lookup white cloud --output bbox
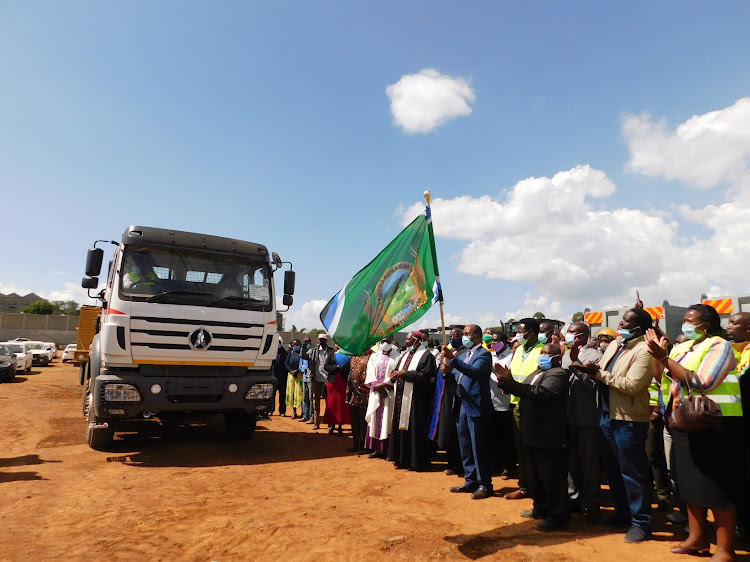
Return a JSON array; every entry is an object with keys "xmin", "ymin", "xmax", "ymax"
[
  {"xmin": 504, "ymin": 294, "xmax": 563, "ymax": 322},
  {"xmin": 398, "ymin": 97, "xmax": 750, "ymax": 311},
  {"xmin": 283, "ymin": 299, "xmax": 328, "ymax": 332},
  {"xmin": 386, "ymin": 68, "xmax": 475, "ymax": 134},
  {"xmin": 624, "ymin": 97, "xmax": 750, "ymax": 190}
]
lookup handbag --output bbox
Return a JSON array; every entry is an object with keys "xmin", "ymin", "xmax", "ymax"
[{"xmin": 668, "ymin": 381, "xmax": 722, "ymax": 433}]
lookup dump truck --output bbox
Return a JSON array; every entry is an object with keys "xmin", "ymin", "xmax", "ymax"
[{"xmin": 79, "ymin": 225, "xmax": 295, "ymax": 450}]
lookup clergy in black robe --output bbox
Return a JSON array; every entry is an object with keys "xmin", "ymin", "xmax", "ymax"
[{"xmin": 388, "ymin": 330, "xmax": 438, "ymax": 471}]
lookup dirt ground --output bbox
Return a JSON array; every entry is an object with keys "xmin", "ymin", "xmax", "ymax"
[{"xmin": 1, "ymin": 359, "xmax": 748, "ymax": 561}]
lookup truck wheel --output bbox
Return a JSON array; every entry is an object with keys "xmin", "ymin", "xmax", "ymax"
[
  {"xmin": 79, "ymin": 361, "xmax": 89, "ymax": 386},
  {"xmin": 224, "ymin": 412, "xmax": 257, "ymax": 439},
  {"xmin": 81, "ymin": 378, "xmax": 91, "ymax": 417},
  {"xmin": 85, "ymin": 392, "xmax": 114, "ymax": 450}
]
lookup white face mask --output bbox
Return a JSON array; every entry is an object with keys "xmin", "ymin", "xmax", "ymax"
[{"xmin": 380, "ymin": 342, "xmax": 393, "ymax": 352}]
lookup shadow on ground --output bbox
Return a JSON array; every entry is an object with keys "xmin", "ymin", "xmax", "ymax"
[{"xmin": 101, "ymin": 418, "xmax": 355, "ymax": 468}]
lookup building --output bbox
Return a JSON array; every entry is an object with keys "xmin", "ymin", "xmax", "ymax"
[{"xmin": 0, "ymin": 292, "xmax": 44, "ymax": 313}]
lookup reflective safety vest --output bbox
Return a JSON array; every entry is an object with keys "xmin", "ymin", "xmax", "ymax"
[
  {"xmin": 509, "ymin": 342, "xmax": 543, "ymax": 405},
  {"xmin": 661, "ymin": 337, "xmax": 741, "ymax": 417},
  {"xmin": 731, "ymin": 341, "xmax": 750, "ymax": 374},
  {"xmin": 648, "ymin": 381, "xmax": 660, "ymax": 408},
  {"xmin": 129, "ymin": 269, "xmax": 156, "ymax": 286}
]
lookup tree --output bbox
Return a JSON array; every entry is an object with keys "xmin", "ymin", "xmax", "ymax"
[
  {"xmin": 51, "ymin": 300, "xmax": 81, "ymax": 316},
  {"xmin": 22, "ymin": 300, "xmax": 55, "ymax": 315},
  {"xmin": 572, "ymin": 311, "xmax": 584, "ymax": 322},
  {"xmin": 533, "ymin": 311, "xmax": 545, "ymax": 319},
  {"xmin": 276, "ymin": 312, "xmax": 284, "ymax": 332},
  {"xmin": 309, "ymin": 328, "xmax": 326, "ymax": 335}
]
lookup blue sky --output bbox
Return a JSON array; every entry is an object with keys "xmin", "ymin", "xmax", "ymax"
[{"xmin": 2, "ymin": 2, "xmax": 750, "ymax": 331}]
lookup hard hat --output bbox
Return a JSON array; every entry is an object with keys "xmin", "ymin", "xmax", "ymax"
[{"xmin": 597, "ymin": 328, "xmax": 616, "ymax": 339}]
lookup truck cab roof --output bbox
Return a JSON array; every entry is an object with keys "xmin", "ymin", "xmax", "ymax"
[{"xmin": 123, "ymin": 226, "xmax": 269, "ymax": 259}]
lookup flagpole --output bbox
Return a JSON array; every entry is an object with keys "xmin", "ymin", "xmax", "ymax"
[{"xmin": 424, "ymin": 190, "xmax": 447, "ymax": 347}]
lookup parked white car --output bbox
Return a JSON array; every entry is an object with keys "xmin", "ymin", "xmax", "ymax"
[
  {"xmin": 62, "ymin": 344, "xmax": 77, "ymax": 363},
  {"xmin": 46, "ymin": 342, "xmax": 58, "ymax": 359},
  {"xmin": 26, "ymin": 342, "xmax": 52, "ymax": 366},
  {"xmin": 4, "ymin": 342, "xmax": 33, "ymax": 373}
]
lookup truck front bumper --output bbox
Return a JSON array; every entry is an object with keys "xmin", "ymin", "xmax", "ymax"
[{"xmin": 90, "ymin": 369, "xmax": 276, "ymax": 420}]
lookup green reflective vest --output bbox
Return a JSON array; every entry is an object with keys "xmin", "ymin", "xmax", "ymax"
[
  {"xmin": 661, "ymin": 337, "xmax": 741, "ymax": 417},
  {"xmin": 509, "ymin": 342, "xmax": 543, "ymax": 405}
]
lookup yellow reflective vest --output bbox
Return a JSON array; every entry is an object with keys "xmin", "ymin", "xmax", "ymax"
[
  {"xmin": 508, "ymin": 342, "xmax": 544, "ymax": 405},
  {"xmin": 661, "ymin": 337, "xmax": 741, "ymax": 417}
]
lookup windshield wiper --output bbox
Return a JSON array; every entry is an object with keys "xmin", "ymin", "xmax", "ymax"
[
  {"xmin": 209, "ymin": 295, "xmax": 266, "ymax": 306},
  {"xmin": 147, "ymin": 290, "xmax": 213, "ymax": 303}
]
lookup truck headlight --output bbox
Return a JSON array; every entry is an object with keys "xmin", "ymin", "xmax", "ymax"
[
  {"xmin": 245, "ymin": 383, "xmax": 274, "ymax": 400},
  {"xmin": 104, "ymin": 383, "xmax": 141, "ymax": 402}
]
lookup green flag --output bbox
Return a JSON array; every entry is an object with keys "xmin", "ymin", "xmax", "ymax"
[{"xmin": 320, "ymin": 203, "xmax": 441, "ymax": 356}]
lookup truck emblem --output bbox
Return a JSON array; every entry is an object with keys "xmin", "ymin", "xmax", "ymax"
[
  {"xmin": 189, "ymin": 328, "xmax": 212, "ymax": 350},
  {"xmin": 199, "ymin": 309, "xmax": 206, "ymax": 315}
]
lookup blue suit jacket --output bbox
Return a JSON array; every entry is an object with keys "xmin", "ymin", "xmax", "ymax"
[{"xmin": 451, "ymin": 346, "xmax": 493, "ymax": 417}]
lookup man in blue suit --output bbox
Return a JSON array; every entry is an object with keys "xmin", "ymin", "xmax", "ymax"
[{"xmin": 441, "ymin": 324, "xmax": 494, "ymax": 499}]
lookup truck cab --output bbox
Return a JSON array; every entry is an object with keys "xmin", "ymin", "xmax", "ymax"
[{"xmin": 81, "ymin": 225, "xmax": 294, "ymax": 449}]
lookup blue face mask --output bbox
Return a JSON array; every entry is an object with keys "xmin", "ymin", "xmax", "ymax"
[
  {"xmin": 617, "ymin": 328, "xmax": 635, "ymax": 340},
  {"xmin": 537, "ymin": 333, "xmax": 549, "ymax": 345},
  {"xmin": 564, "ymin": 333, "xmax": 576, "ymax": 346},
  {"xmin": 293, "ymin": 346, "xmax": 301, "ymax": 352},
  {"xmin": 537, "ymin": 354, "xmax": 559, "ymax": 371},
  {"xmin": 449, "ymin": 338, "xmax": 463, "ymax": 349},
  {"xmin": 462, "ymin": 335, "xmax": 474, "ymax": 348},
  {"xmin": 681, "ymin": 323, "xmax": 704, "ymax": 341}
]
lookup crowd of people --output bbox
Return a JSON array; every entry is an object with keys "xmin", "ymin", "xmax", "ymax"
[{"xmin": 271, "ymin": 304, "xmax": 749, "ymax": 560}]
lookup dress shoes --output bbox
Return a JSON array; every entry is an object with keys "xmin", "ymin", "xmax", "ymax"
[
  {"xmin": 520, "ymin": 509, "xmax": 543, "ymax": 519},
  {"xmin": 535, "ymin": 519, "xmax": 568, "ymax": 532},
  {"xmin": 450, "ymin": 482, "xmax": 479, "ymax": 494},
  {"xmin": 623, "ymin": 525, "xmax": 651, "ymax": 543},
  {"xmin": 504, "ymin": 489, "xmax": 530, "ymax": 500},
  {"xmin": 471, "ymin": 486, "xmax": 492, "ymax": 499}
]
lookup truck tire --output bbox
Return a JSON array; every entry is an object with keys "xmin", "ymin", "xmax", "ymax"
[
  {"xmin": 224, "ymin": 412, "xmax": 257, "ymax": 439},
  {"xmin": 85, "ymin": 390, "xmax": 114, "ymax": 450},
  {"xmin": 79, "ymin": 361, "xmax": 89, "ymax": 386}
]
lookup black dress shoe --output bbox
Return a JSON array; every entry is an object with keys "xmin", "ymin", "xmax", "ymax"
[
  {"xmin": 450, "ymin": 482, "xmax": 479, "ymax": 493},
  {"xmin": 471, "ymin": 486, "xmax": 492, "ymax": 499},
  {"xmin": 535, "ymin": 519, "xmax": 568, "ymax": 532}
]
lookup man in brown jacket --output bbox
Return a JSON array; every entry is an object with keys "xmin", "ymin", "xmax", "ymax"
[{"xmin": 571, "ymin": 308, "xmax": 658, "ymax": 543}]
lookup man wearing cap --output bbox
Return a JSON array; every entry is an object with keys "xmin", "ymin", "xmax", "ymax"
[
  {"xmin": 388, "ymin": 330, "xmax": 438, "ymax": 471},
  {"xmin": 306, "ymin": 333, "xmax": 338, "ymax": 430}
]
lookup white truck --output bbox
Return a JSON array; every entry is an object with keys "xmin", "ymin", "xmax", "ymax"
[{"xmin": 80, "ymin": 225, "xmax": 295, "ymax": 450}]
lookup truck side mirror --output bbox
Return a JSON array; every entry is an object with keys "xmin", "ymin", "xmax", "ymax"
[
  {"xmin": 282, "ymin": 295, "xmax": 293, "ymax": 307},
  {"xmin": 85, "ymin": 248, "xmax": 104, "ymax": 277},
  {"xmin": 82, "ymin": 276, "xmax": 99, "ymax": 289},
  {"xmin": 284, "ymin": 270, "xmax": 296, "ymax": 295}
]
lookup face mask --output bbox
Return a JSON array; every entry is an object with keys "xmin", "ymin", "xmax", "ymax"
[
  {"xmin": 482, "ymin": 335, "xmax": 492, "ymax": 345},
  {"xmin": 537, "ymin": 354, "xmax": 559, "ymax": 370},
  {"xmin": 600, "ymin": 341, "xmax": 610, "ymax": 352},
  {"xmin": 564, "ymin": 333, "xmax": 576, "ymax": 346},
  {"xmin": 293, "ymin": 346, "xmax": 300, "ymax": 352},
  {"xmin": 449, "ymin": 338, "xmax": 463, "ymax": 349},
  {"xmin": 491, "ymin": 341, "xmax": 505, "ymax": 353},
  {"xmin": 617, "ymin": 328, "xmax": 636, "ymax": 340},
  {"xmin": 278, "ymin": 343, "xmax": 282, "ymax": 349},
  {"xmin": 537, "ymin": 332, "xmax": 549, "ymax": 345},
  {"xmin": 462, "ymin": 335, "xmax": 474, "ymax": 348},
  {"xmin": 380, "ymin": 342, "xmax": 393, "ymax": 352},
  {"xmin": 681, "ymin": 323, "xmax": 704, "ymax": 341},
  {"xmin": 517, "ymin": 334, "xmax": 529, "ymax": 346}
]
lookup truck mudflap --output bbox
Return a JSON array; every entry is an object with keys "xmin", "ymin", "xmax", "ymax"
[{"xmin": 90, "ymin": 370, "xmax": 276, "ymax": 420}]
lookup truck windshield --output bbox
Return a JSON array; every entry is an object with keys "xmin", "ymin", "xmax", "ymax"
[{"xmin": 119, "ymin": 245, "xmax": 273, "ymax": 311}]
